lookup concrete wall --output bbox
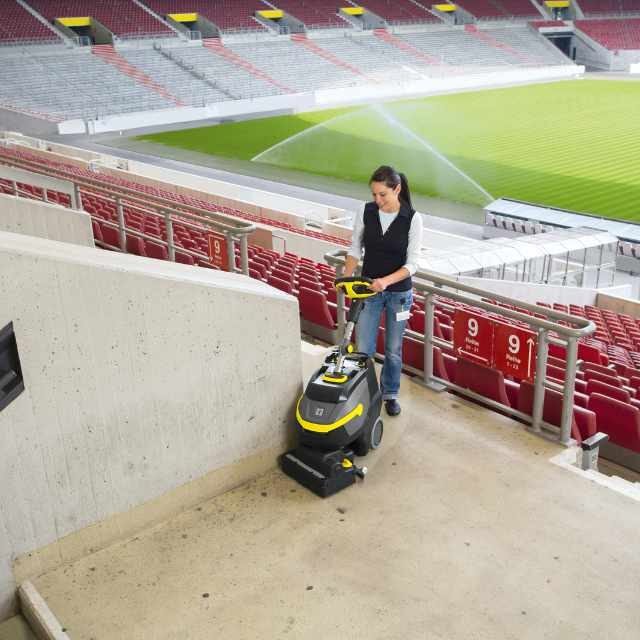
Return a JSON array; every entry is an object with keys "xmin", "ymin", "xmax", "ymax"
[
  {"xmin": 596, "ymin": 292, "xmax": 640, "ymax": 317},
  {"xmin": 457, "ymin": 276, "xmax": 632, "ymax": 305},
  {"xmin": 0, "ymin": 230, "xmax": 302, "ymax": 620},
  {"xmin": 0, "ymin": 194, "xmax": 94, "ymax": 246}
]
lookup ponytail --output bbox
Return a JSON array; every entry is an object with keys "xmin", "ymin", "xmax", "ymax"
[
  {"xmin": 398, "ymin": 172, "xmax": 413, "ymax": 212},
  {"xmin": 369, "ymin": 165, "xmax": 414, "ymax": 212}
]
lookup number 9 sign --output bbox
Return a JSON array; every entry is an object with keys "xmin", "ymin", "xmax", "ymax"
[
  {"xmin": 493, "ymin": 322, "xmax": 537, "ymax": 381},
  {"xmin": 208, "ymin": 233, "xmax": 229, "ymax": 271}
]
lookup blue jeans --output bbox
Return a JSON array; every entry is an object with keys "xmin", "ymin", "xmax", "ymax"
[{"xmin": 356, "ymin": 290, "xmax": 412, "ymax": 401}]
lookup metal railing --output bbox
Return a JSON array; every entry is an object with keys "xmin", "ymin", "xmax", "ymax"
[
  {"xmin": 326, "ymin": 249, "xmax": 596, "ymax": 445},
  {"xmin": 0, "ymin": 155, "xmax": 255, "ymax": 274},
  {"xmin": 0, "ymin": 164, "xmax": 80, "ymax": 209}
]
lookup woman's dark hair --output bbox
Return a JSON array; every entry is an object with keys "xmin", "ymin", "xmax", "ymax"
[{"xmin": 369, "ymin": 165, "xmax": 414, "ymax": 212}]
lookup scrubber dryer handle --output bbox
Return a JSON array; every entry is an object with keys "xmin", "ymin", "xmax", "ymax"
[{"xmin": 333, "ymin": 277, "xmax": 375, "ymax": 373}]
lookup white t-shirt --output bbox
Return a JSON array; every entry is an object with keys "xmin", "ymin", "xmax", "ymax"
[{"xmin": 348, "ymin": 208, "xmax": 423, "ymax": 276}]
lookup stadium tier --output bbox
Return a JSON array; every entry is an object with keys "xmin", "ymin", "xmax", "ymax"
[
  {"xmin": 356, "ymin": 0, "xmax": 440, "ymax": 24},
  {"xmin": 0, "ymin": 0, "xmax": 60, "ymax": 43},
  {"xmin": 577, "ymin": 0, "xmax": 640, "ymax": 16},
  {"xmin": 27, "ymin": 0, "xmax": 173, "ymax": 38},
  {"xmin": 0, "ymin": 49, "xmax": 174, "ymax": 120},
  {"xmin": 395, "ymin": 23, "xmax": 569, "ymax": 66},
  {"xmin": 575, "ymin": 18, "xmax": 640, "ymax": 50},
  {"xmin": 0, "ymin": 22, "xmax": 571, "ymax": 121},
  {"xmin": 141, "ymin": 0, "xmax": 265, "ymax": 32},
  {"xmin": 454, "ymin": 0, "xmax": 542, "ymax": 19},
  {"xmin": 267, "ymin": 0, "xmax": 349, "ymax": 28}
]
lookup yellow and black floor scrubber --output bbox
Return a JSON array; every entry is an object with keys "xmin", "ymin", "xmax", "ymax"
[{"xmin": 280, "ymin": 277, "xmax": 383, "ymax": 497}]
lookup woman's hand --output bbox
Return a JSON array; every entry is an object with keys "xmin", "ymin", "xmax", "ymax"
[{"xmin": 370, "ymin": 278, "xmax": 388, "ymax": 293}]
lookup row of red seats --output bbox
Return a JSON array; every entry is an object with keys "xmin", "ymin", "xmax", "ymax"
[
  {"xmin": 28, "ymin": 0, "xmax": 173, "ymax": 37},
  {"xmin": 0, "ymin": 146, "xmax": 350, "ymax": 249},
  {"xmin": 359, "ymin": 0, "xmax": 439, "ymax": 23},
  {"xmin": 0, "ymin": 0, "xmax": 60, "ymax": 42},
  {"xmin": 455, "ymin": 0, "xmax": 539, "ymax": 19},
  {"xmin": 142, "ymin": 0, "xmax": 265, "ymax": 31},
  {"xmin": 576, "ymin": 18, "xmax": 640, "ymax": 50},
  {"xmin": 578, "ymin": 1, "xmax": 640, "ymax": 16},
  {"xmin": 0, "ymin": 179, "xmax": 72, "ymax": 206}
]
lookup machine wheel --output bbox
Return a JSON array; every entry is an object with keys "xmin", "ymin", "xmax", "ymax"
[
  {"xmin": 370, "ymin": 418, "xmax": 383, "ymax": 449},
  {"xmin": 352, "ymin": 417, "xmax": 383, "ymax": 457}
]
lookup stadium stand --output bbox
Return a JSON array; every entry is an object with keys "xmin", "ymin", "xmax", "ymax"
[
  {"xmin": 578, "ymin": 0, "xmax": 640, "ymax": 16},
  {"xmin": 268, "ymin": 0, "xmax": 350, "ymax": 28},
  {"xmin": 141, "ymin": 0, "xmax": 265, "ymax": 32},
  {"xmin": 575, "ymin": 18, "xmax": 640, "ymax": 50},
  {"xmin": 0, "ymin": 145, "xmax": 349, "ymax": 251},
  {"xmin": 358, "ymin": 0, "xmax": 440, "ymax": 24},
  {"xmin": 0, "ymin": 49, "xmax": 174, "ymax": 120},
  {"xmin": 202, "ymin": 38, "xmax": 291, "ymax": 94},
  {"xmin": 0, "ymin": 0, "xmax": 60, "ymax": 43},
  {"xmin": 395, "ymin": 24, "xmax": 569, "ymax": 67},
  {"xmin": 226, "ymin": 38, "xmax": 365, "ymax": 91},
  {"xmin": 454, "ymin": 0, "xmax": 542, "ymax": 19},
  {"xmin": 117, "ymin": 46, "xmax": 232, "ymax": 105},
  {"xmin": 92, "ymin": 44, "xmax": 184, "ymax": 105},
  {"xmin": 8, "ymin": 157, "xmax": 640, "ymax": 470},
  {"xmin": 27, "ymin": 0, "xmax": 173, "ymax": 38}
]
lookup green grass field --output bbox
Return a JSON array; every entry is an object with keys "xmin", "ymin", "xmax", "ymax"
[{"xmin": 138, "ymin": 80, "xmax": 640, "ymax": 221}]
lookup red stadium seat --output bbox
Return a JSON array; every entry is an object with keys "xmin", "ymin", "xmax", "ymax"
[
  {"xmin": 517, "ymin": 380, "xmax": 596, "ymax": 443},
  {"xmin": 588, "ymin": 393, "xmax": 640, "ymax": 453},
  {"xmin": 455, "ymin": 358, "xmax": 517, "ymax": 407},
  {"xmin": 298, "ymin": 287, "xmax": 336, "ymax": 330}
]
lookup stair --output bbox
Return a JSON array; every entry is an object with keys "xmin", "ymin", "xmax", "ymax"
[
  {"xmin": 156, "ymin": 45, "xmax": 238, "ymax": 100},
  {"xmin": 290, "ymin": 33, "xmax": 369, "ymax": 78},
  {"xmin": 464, "ymin": 24, "xmax": 534, "ymax": 63},
  {"xmin": 202, "ymin": 38, "xmax": 293, "ymax": 93},
  {"xmin": 91, "ymin": 44, "xmax": 185, "ymax": 106},
  {"xmin": 373, "ymin": 29, "xmax": 442, "ymax": 65}
]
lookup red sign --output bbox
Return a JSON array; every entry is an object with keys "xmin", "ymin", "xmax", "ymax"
[
  {"xmin": 453, "ymin": 309, "xmax": 493, "ymax": 365},
  {"xmin": 208, "ymin": 233, "xmax": 228, "ymax": 271},
  {"xmin": 493, "ymin": 322, "xmax": 537, "ymax": 381}
]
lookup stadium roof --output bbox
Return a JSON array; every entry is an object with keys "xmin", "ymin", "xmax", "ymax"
[
  {"xmin": 418, "ymin": 227, "xmax": 617, "ymax": 277},
  {"xmin": 486, "ymin": 198, "xmax": 640, "ymax": 243}
]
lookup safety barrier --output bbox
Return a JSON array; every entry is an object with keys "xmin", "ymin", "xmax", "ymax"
[{"xmin": 326, "ymin": 249, "xmax": 596, "ymax": 444}]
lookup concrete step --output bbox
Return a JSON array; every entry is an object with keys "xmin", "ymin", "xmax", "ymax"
[{"xmin": 0, "ymin": 616, "xmax": 36, "ymax": 640}]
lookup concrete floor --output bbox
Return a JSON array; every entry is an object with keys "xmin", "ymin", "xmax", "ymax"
[
  {"xmin": 31, "ymin": 374, "xmax": 640, "ymax": 640},
  {"xmin": 0, "ymin": 616, "xmax": 35, "ymax": 640}
]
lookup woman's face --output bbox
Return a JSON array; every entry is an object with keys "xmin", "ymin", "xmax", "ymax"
[{"xmin": 371, "ymin": 181, "xmax": 401, "ymax": 212}]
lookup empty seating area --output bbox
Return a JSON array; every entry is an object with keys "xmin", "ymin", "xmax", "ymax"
[
  {"xmin": 117, "ymin": 47, "xmax": 230, "ymax": 106},
  {"xmin": 0, "ymin": 145, "xmax": 348, "ymax": 252},
  {"xmin": 396, "ymin": 24, "xmax": 568, "ymax": 67},
  {"xmin": 577, "ymin": 0, "xmax": 640, "ymax": 16},
  {"xmin": 227, "ymin": 38, "xmax": 364, "ymax": 92},
  {"xmin": 575, "ymin": 19, "xmax": 640, "ymax": 50},
  {"xmin": 358, "ymin": 0, "xmax": 439, "ymax": 24},
  {"xmin": 269, "ymin": 1, "xmax": 348, "ymax": 28},
  {"xmin": 0, "ymin": 49, "xmax": 173, "ymax": 120},
  {"xmin": 27, "ymin": 0, "xmax": 173, "ymax": 38},
  {"xmin": 455, "ymin": 0, "xmax": 541, "ymax": 20},
  {"xmin": 0, "ymin": 0, "xmax": 60, "ymax": 43},
  {"xmin": 141, "ymin": 0, "xmax": 265, "ymax": 32}
]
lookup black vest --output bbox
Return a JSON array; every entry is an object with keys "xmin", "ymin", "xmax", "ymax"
[{"xmin": 361, "ymin": 201, "xmax": 415, "ymax": 292}]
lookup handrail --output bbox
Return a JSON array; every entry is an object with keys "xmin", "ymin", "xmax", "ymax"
[
  {"xmin": 325, "ymin": 249, "xmax": 596, "ymax": 445},
  {"xmin": 0, "ymin": 151, "xmax": 255, "ymax": 274}
]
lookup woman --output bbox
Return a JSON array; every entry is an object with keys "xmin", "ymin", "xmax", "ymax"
[{"xmin": 343, "ymin": 166, "xmax": 423, "ymax": 417}]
